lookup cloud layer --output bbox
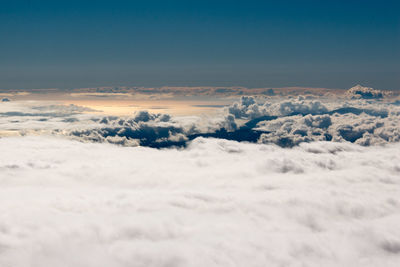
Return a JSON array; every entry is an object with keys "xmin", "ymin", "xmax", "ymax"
[
  {"xmin": 0, "ymin": 136, "xmax": 400, "ymax": 267},
  {"xmin": 1, "ymin": 85, "xmax": 400, "ymax": 148},
  {"xmin": 1, "ymin": 85, "xmax": 399, "ymax": 266},
  {"xmin": 65, "ymin": 94, "xmax": 400, "ymax": 147}
]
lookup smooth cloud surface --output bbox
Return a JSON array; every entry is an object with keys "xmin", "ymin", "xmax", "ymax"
[{"xmin": 1, "ymin": 136, "xmax": 400, "ymax": 266}]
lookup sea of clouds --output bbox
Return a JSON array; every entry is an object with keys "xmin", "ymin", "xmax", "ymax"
[
  {"xmin": 1, "ymin": 85, "xmax": 399, "ymax": 148},
  {"xmin": 1, "ymin": 85, "xmax": 400, "ymax": 266},
  {"xmin": 1, "ymin": 136, "xmax": 400, "ymax": 266}
]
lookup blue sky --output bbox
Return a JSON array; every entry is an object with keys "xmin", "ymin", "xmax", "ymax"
[{"xmin": 0, "ymin": 0, "xmax": 399, "ymax": 90}]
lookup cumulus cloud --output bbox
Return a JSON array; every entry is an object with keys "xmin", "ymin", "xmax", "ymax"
[
  {"xmin": 221, "ymin": 94, "xmax": 400, "ymax": 147},
  {"xmin": 67, "ymin": 110, "xmax": 238, "ymax": 148},
  {"xmin": 255, "ymin": 105, "xmax": 400, "ymax": 147},
  {"xmin": 256, "ymin": 114, "xmax": 331, "ymax": 147},
  {"xmin": 345, "ymin": 84, "xmax": 388, "ymax": 99},
  {"xmin": 0, "ymin": 136, "xmax": 400, "ymax": 267},
  {"xmin": 1, "ymin": 85, "xmax": 400, "ymax": 148},
  {"xmin": 227, "ymin": 95, "xmax": 330, "ymax": 119},
  {"xmin": 1, "ymin": 85, "xmax": 400, "ymax": 266}
]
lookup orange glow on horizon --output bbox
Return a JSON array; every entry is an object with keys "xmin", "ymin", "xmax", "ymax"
[{"xmin": 61, "ymin": 99, "xmax": 232, "ymax": 116}]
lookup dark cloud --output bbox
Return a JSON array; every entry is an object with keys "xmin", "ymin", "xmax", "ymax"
[
  {"xmin": 261, "ymin": 88, "xmax": 276, "ymax": 96},
  {"xmin": 214, "ymin": 88, "xmax": 235, "ymax": 94},
  {"xmin": 346, "ymin": 85, "xmax": 386, "ymax": 100},
  {"xmin": 68, "ymin": 111, "xmax": 238, "ymax": 148},
  {"xmin": 191, "ymin": 104, "xmax": 227, "ymax": 108},
  {"xmin": 0, "ymin": 111, "xmax": 70, "ymax": 117},
  {"xmin": 0, "ymin": 104, "xmax": 97, "ymax": 118}
]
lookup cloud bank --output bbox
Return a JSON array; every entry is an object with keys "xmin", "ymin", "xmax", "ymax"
[
  {"xmin": 0, "ymin": 85, "xmax": 400, "ymax": 148},
  {"xmin": 1, "ymin": 85, "xmax": 399, "ymax": 148},
  {"xmin": 345, "ymin": 84, "xmax": 389, "ymax": 100},
  {"xmin": 64, "ymin": 92, "xmax": 400, "ymax": 148},
  {"xmin": 1, "ymin": 85, "xmax": 399, "ymax": 266}
]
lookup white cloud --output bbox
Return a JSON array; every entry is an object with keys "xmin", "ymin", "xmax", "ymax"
[
  {"xmin": 0, "ymin": 136, "xmax": 400, "ymax": 266},
  {"xmin": 1, "ymin": 85, "xmax": 400, "ymax": 266},
  {"xmin": 255, "ymin": 111, "xmax": 400, "ymax": 147},
  {"xmin": 1, "ymin": 91, "xmax": 400, "ymax": 148}
]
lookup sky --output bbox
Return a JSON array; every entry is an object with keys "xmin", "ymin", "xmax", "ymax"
[{"xmin": 0, "ymin": 0, "xmax": 399, "ymax": 90}]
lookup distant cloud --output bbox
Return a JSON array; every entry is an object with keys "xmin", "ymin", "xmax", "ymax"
[
  {"xmin": 0, "ymin": 104, "xmax": 97, "ymax": 118},
  {"xmin": 345, "ymin": 84, "xmax": 388, "ymax": 99},
  {"xmin": 65, "ymin": 86, "xmax": 350, "ymax": 98},
  {"xmin": 1, "ymin": 85, "xmax": 399, "ymax": 148},
  {"xmin": 60, "ymin": 95, "xmax": 400, "ymax": 148}
]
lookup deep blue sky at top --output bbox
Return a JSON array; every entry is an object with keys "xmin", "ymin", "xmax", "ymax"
[{"xmin": 0, "ymin": 0, "xmax": 399, "ymax": 90}]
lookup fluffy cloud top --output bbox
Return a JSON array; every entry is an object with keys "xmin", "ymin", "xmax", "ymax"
[
  {"xmin": 63, "ymin": 92, "xmax": 398, "ymax": 149},
  {"xmin": 1, "ymin": 85, "xmax": 399, "ymax": 266},
  {"xmin": 228, "ymin": 96, "xmax": 400, "ymax": 147},
  {"xmin": 1, "ymin": 85, "xmax": 399, "ymax": 148},
  {"xmin": 345, "ymin": 84, "xmax": 387, "ymax": 99},
  {"xmin": 0, "ymin": 136, "xmax": 400, "ymax": 267}
]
